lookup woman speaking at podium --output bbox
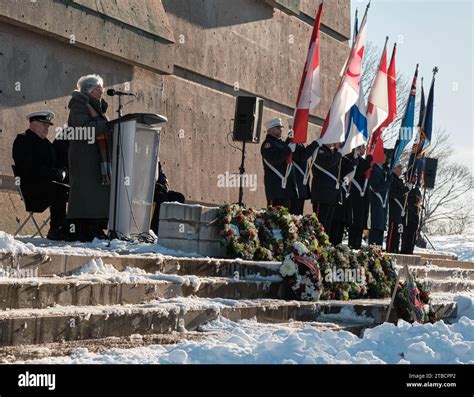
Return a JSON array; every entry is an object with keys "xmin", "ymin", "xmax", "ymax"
[{"xmin": 67, "ymin": 74, "xmax": 111, "ymax": 242}]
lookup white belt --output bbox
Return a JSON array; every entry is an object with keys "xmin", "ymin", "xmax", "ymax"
[
  {"xmin": 393, "ymin": 198, "xmax": 406, "ymax": 217},
  {"xmin": 293, "ymin": 161, "xmax": 307, "ymax": 177},
  {"xmin": 370, "ymin": 186, "xmax": 388, "ymax": 209},
  {"xmin": 315, "ymin": 164, "xmax": 340, "ymax": 190},
  {"xmin": 264, "ymin": 159, "xmax": 291, "ymax": 189},
  {"xmin": 352, "ymin": 178, "xmax": 368, "ymax": 197},
  {"xmin": 303, "ymin": 147, "xmax": 319, "ymax": 185}
]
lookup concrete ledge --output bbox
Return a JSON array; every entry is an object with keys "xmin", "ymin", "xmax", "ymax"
[
  {"xmin": 0, "ymin": 298, "xmax": 457, "ymax": 346},
  {"xmin": 0, "ymin": 278, "xmax": 281, "ymax": 310}
]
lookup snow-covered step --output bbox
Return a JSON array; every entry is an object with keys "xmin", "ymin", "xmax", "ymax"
[
  {"xmin": 3, "ymin": 251, "xmax": 472, "ymax": 280},
  {"xmin": 396, "ymin": 265, "xmax": 474, "ymax": 281},
  {"xmin": 0, "ymin": 252, "xmax": 281, "ymax": 278},
  {"xmin": 0, "ymin": 275, "xmax": 282, "ymax": 310},
  {"xmin": 419, "ymin": 279, "xmax": 474, "ymax": 294},
  {"xmin": 0, "ymin": 297, "xmax": 457, "ymax": 346}
]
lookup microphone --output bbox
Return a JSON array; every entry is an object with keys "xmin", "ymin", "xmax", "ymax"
[{"xmin": 106, "ymin": 89, "xmax": 136, "ymax": 97}]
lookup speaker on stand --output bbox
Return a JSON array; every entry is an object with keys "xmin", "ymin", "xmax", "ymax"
[
  {"xmin": 232, "ymin": 96, "xmax": 264, "ymax": 206},
  {"xmin": 417, "ymin": 157, "xmax": 439, "ymax": 250}
]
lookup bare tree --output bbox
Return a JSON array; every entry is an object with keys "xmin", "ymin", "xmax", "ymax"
[{"xmin": 363, "ymin": 43, "xmax": 474, "ymax": 234}]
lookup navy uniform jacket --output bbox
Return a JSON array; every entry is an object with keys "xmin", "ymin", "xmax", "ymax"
[
  {"xmin": 388, "ymin": 175, "xmax": 406, "ymax": 225},
  {"xmin": 369, "ymin": 164, "xmax": 392, "ymax": 231},
  {"xmin": 291, "ymin": 140, "xmax": 319, "ymax": 200},
  {"xmin": 333, "ymin": 154, "xmax": 357, "ymax": 224},
  {"xmin": 12, "ymin": 129, "xmax": 64, "ymax": 212},
  {"xmin": 311, "ymin": 145, "xmax": 342, "ymax": 205},
  {"xmin": 349, "ymin": 156, "xmax": 372, "ymax": 229},
  {"xmin": 261, "ymin": 134, "xmax": 297, "ymax": 201},
  {"xmin": 405, "ymin": 186, "xmax": 422, "ymax": 225}
]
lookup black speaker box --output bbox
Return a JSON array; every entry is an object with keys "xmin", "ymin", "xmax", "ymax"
[
  {"xmin": 232, "ymin": 96, "xmax": 264, "ymax": 143},
  {"xmin": 423, "ymin": 157, "xmax": 438, "ymax": 189}
]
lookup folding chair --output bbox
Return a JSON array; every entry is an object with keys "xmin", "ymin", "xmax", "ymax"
[{"xmin": 11, "ymin": 165, "xmax": 50, "ymax": 238}]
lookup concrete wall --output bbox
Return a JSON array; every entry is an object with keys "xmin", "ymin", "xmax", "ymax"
[{"xmin": 0, "ymin": 0, "xmax": 350, "ymax": 232}]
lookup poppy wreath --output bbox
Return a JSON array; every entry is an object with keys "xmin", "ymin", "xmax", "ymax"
[
  {"xmin": 216, "ymin": 204, "xmax": 259, "ymax": 260},
  {"xmin": 394, "ymin": 279, "xmax": 436, "ymax": 323},
  {"xmin": 358, "ymin": 245, "xmax": 398, "ymax": 298},
  {"xmin": 255, "ymin": 206, "xmax": 299, "ymax": 261},
  {"xmin": 279, "ymin": 242, "xmax": 322, "ymax": 301}
]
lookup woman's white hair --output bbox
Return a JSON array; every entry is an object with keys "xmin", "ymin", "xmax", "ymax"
[{"xmin": 76, "ymin": 74, "xmax": 104, "ymax": 94}]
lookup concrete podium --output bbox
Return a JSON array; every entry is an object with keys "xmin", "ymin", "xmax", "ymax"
[{"xmin": 108, "ymin": 113, "xmax": 167, "ymax": 238}]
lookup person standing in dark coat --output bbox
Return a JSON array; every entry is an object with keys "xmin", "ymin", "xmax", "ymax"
[
  {"xmin": 287, "ymin": 118, "xmax": 320, "ymax": 216},
  {"xmin": 386, "ymin": 163, "xmax": 406, "ymax": 253},
  {"xmin": 368, "ymin": 153, "xmax": 392, "ymax": 246},
  {"xmin": 12, "ymin": 111, "xmax": 68, "ymax": 240},
  {"xmin": 67, "ymin": 74, "xmax": 111, "ymax": 242},
  {"xmin": 348, "ymin": 146, "xmax": 372, "ymax": 249},
  {"xmin": 401, "ymin": 173, "xmax": 422, "ymax": 255},
  {"xmin": 261, "ymin": 118, "xmax": 297, "ymax": 209},
  {"xmin": 310, "ymin": 143, "xmax": 342, "ymax": 235},
  {"xmin": 330, "ymin": 152, "xmax": 357, "ymax": 246}
]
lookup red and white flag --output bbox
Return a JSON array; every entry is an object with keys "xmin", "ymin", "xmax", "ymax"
[
  {"xmin": 292, "ymin": 3, "xmax": 323, "ymax": 144},
  {"xmin": 367, "ymin": 40, "xmax": 389, "ymax": 141},
  {"xmin": 318, "ymin": 7, "xmax": 368, "ymax": 144},
  {"xmin": 369, "ymin": 42, "xmax": 397, "ymax": 163}
]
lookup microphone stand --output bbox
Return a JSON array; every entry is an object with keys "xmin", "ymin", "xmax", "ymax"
[{"xmin": 109, "ymin": 94, "xmax": 124, "ymax": 240}]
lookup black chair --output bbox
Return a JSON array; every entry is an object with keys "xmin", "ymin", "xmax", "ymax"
[{"xmin": 11, "ymin": 165, "xmax": 50, "ymax": 238}]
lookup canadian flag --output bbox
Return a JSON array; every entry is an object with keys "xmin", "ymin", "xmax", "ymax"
[
  {"xmin": 366, "ymin": 40, "xmax": 389, "ymax": 141},
  {"xmin": 318, "ymin": 7, "xmax": 368, "ymax": 144},
  {"xmin": 292, "ymin": 3, "xmax": 323, "ymax": 144}
]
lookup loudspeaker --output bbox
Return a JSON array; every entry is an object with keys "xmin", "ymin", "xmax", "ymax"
[
  {"xmin": 232, "ymin": 96, "xmax": 264, "ymax": 143},
  {"xmin": 423, "ymin": 157, "xmax": 438, "ymax": 189}
]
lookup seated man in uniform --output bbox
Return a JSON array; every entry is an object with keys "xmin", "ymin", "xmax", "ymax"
[{"xmin": 12, "ymin": 111, "xmax": 68, "ymax": 240}]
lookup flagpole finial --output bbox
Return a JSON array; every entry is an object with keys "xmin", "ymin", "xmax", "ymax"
[
  {"xmin": 433, "ymin": 66, "xmax": 439, "ymax": 75},
  {"xmin": 366, "ymin": 1, "xmax": 371, "ymax": 11}
]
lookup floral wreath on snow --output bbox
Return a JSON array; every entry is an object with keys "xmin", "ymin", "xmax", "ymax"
[
  {"xmin": 255, "ymin": 206, "xmax": 299, "ymax": 261},
  {"xmin": 357, "ymin": 245, "xmax": 397, "ymax": 298},
  {"xmin": 216, "ymin": 204, "xmax": 260, "ymax": 260},
  {"xmin": 394, "ymin": 277, "xmax": 436, "ymax": 323},
  {"xmin": 294, "ymin": 212, "xmax": 331, "ymax": 252},
  {"xmin": 279, "ymin": 241, "xmax": 322, "ymax": 301}
]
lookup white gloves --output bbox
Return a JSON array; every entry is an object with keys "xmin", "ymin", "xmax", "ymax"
[{"xmin": 288, "ymin": 143, "xmax": 296, "ymax": 153}]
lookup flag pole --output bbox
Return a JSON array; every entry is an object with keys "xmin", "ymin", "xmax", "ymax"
[
  {"xmin": 403, "ymin": 67, "xmax": 438, "ymax": 217},
  {"xmin": 367, "ymin": 35, "xmax": 389, "ymax": 150}
]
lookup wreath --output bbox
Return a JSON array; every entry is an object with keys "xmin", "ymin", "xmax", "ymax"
[
  {"xmin": 394, "ymin": 279, "xmax": 436, "ymax": 323},
  {"xmin": 358, "ymin": 246, "xmax": 397, "ymax": 298},
  {"xmin": 216, "ymin": 204, "xmax": 259, "ymax": 260},
  {"xmin": 255, "ymin": 206, "xmax": 298, "ymax": 261},
  {"xmin": 279, "ymin": 242, "xmax": 322, "ymax": 301}
]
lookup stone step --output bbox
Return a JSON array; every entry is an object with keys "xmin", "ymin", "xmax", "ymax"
[
  {"xmin": 396, "ymin": 265, "xmax": 474, "ymax": 281},
  {"xmin": 0, "ymin": 277, "xmax": 281, "ymax": 310},
  {"xmin": 0, "ymin": 297, "xmax": 457, "ymax": 346},
  {"xmin": 418, "ymin": 279, "xmax": 474, "ymax": 294},
  {"xmin": 3, "ymin": 252, "xmax": 473, "ymax": 282}
]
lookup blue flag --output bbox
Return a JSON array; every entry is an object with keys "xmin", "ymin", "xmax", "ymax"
[{"xmin": 390, "ymin": 65, "xmax": 418, "ymax": 172}]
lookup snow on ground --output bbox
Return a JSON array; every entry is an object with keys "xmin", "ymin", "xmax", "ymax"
[
  {"xmin": 2, "ymin": 231, "xmax": 472, "ymax": 262},
  {"xmin": 0, "ymin": 231, "xmax": 202, "ymax": 258},
  {"xmin": 415, "ymin": 235, "xmax": 474, "ymax": 262},
  {"xmin": 20, "ymin": 294, "xmax": 474, "ymax": 364}
]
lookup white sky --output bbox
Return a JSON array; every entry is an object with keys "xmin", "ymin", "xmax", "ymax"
[{"xmin": 351, "ymin": 0, "xmax": 473, "ymax": 172}]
